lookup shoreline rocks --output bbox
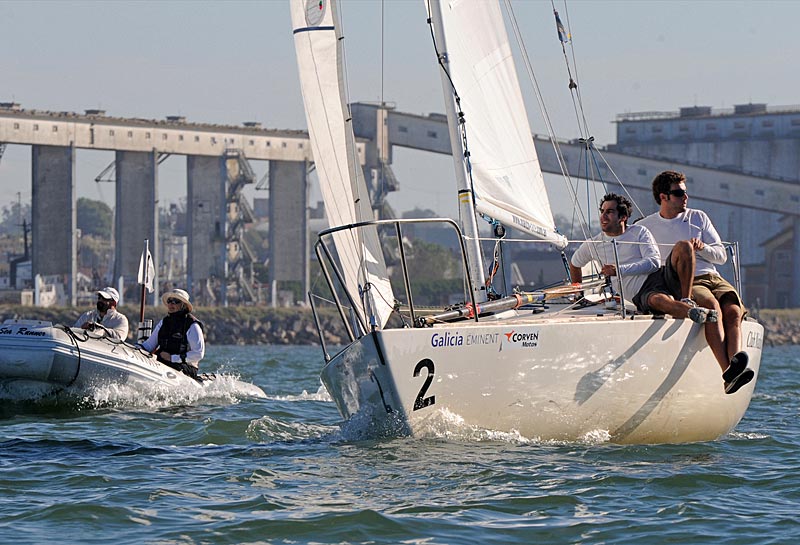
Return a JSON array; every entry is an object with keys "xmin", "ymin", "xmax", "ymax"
[
  {"xmin": 0, "ymin": 305, "xmax": 797, "ymax": 346},
  {"xmin": 0, "ymin": 305, "xmax": 348, "ymax": 346}
]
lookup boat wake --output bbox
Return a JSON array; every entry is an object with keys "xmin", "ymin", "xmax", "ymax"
[
  {"xmin": 247, "ymin": 414, "xmax": 339, "ymax": 442},
  {"xmin": 337, "ymin": 406, "xmax": 614, "ymax": 446},
  {"xmin": 267, "ymin": 383, "xmax": 332, "ymax": 403},
  {"xmin": 0, "ymin": 372, "xmax": 265, "ymax": 410}
]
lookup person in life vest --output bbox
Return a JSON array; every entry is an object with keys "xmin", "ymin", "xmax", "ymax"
[
  {"xmin": 74, "ymin": 286, "xmax": 129, "ymax": 341},
  {"xmin": 140, "ymin": 288, "xmax": 205, "ymax": 380}
]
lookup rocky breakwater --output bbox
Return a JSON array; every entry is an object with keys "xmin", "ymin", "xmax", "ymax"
[
  {"xmin": 0, "ymin": 305, "xmax": 349, "ymax": 346},
  {"xmin": 194, "ymin": 307, "xmax": 348, "ymax": 345},
  {"xmin": 2, "ymin": 304, "xmax": 798, "ymax": 346},
  {"xmin": 754, "ymin": 309, "xmax": 800, "ymax": 346}
]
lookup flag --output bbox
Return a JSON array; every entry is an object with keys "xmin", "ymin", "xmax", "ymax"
[
  {"xmin": 554, "ymin": 10, "xmax": 570, "ymax": 43},
  {"xmin": 137, "ymin": 239, "xmax": 155, "ymax": 293}
]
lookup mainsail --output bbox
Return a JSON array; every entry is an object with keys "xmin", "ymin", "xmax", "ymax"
[
  {"xmin": 434, "ymin": 0, "xmax": 567, "ymax": 249},
  {"xmin": 291, "ymin": 0, "xmax": 394, "ymax": 328}
]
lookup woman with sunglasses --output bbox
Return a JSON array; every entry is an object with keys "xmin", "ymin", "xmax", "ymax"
[{"xmin": 139, "ymin": 288, "xmax": 205, "ymax": 380}]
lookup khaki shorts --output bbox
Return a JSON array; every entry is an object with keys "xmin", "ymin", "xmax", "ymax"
[{"xmin": 692, "ymin": 273, "xmax": 744, "ymax": 310}]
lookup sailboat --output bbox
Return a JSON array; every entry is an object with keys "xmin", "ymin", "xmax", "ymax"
[{"xmin": 290, "ymin": 0, "xmax": 763, "ymax": 444}]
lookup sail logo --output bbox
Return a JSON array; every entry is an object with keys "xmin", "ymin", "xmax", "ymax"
[
  {"xmin": 511, "ymin": 215, "xmax": 547, "ymax": 238},
  {"xmin": 503, "ymin": 329, "xmax": 539, "ymax": 348}
]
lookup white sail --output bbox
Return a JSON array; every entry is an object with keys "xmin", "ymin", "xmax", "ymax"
[
  {"xmin": 291, "ymin": 0, "xmax": 394, "ymax": 329},
  {"xmin": 436, "ymin": 0, "xmax": 567, "ymax": 248}
]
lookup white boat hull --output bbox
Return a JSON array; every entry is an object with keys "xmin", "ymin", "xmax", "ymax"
[
  {"xmin": 0, "ymin": 320, "xmax": 265, "ymax": 398},
  {"xmin": 321, "ymin": 314, "xmax": 764, "ymax": 444}
]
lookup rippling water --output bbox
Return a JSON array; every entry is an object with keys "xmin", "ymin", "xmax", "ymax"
[{"xmin": 1, "ymin": 345, "xmax": 798, "ymax": 544}]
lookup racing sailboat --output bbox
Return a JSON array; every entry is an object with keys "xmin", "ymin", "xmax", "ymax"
[{"xmin": 291, "ymin": 0, "xmax": 763, "ymax": 443}]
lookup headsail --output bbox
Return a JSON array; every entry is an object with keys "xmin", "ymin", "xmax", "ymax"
[
  {"xmin": 290, "ymin": 0, "xmax": 395, "ymax": 329},
  {"xmin": 434, "ymin": 0, "xmax": 567, "ymax": 249}
]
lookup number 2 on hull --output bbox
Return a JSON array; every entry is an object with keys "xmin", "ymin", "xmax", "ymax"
[{"xmin": 413, "ymin": 358, "xmax": 436, "ymax": 410}]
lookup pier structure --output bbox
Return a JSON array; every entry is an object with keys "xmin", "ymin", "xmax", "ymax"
[
  {"xmin": 0, "ymin": 104, "xmax": 333, "ymax": 306},
  {"xmin": 612, "ymin": 104, "xmax": 800, "ymax": 307},
  {"xmin": 2, "ymin": 101, "xmax": 799, "ymax": 307},
  {"xmin": 350, "ymin": 102, "xmax": 800, "ymax": 307}
]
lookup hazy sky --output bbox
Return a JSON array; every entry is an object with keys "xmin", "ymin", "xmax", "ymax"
[{"xmin": 2, "ymin": 0, "xmax": 798, "ymax": 218}]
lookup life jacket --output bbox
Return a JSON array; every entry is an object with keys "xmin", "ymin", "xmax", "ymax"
[{"xmin": 156, "ymin": 311, "xmax": 204, "ymax": 363}]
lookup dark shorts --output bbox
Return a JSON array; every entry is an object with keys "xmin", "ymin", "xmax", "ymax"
[{"xmin": 633, "ymin": 251, "xmax": 682, "ymax": 313}]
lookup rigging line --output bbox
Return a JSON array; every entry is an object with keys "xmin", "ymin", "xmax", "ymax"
[
  {"xmin": 380, "ymin": 0, "xmax": 386, "ymax": 201},
  {"xmin": 561, "ymin": 0, "xmax": 592, "ymax": 134},
  {"xmin": 335, "ymin": 4, "xmax": 369, "ymax": 221},
  {"xmin": 577, "ymin": 144, "xmax": 604, "ymax": 271},
  {"xmin": 551, "ymin": 0, "xmax": 591, "ymax": 138},
  {"xmin": 331, "ymin": 0, "xmax": 376, "ymax": 308},
  {"xmin": 591, "ymin": 146, "xmax": 647, "ymax": 220},
  {"xmin": 503, "ymin": 0, "xmax": 591, "ymax": 238}
]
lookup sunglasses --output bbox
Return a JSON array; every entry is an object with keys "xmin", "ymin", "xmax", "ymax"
[
  {"xmin": 166, "ymin": 298, "xmax": 183, "ymax": 305},
  {"xmin": 667, "ymin": 188, "xmax": 687, "ymax": 198}
]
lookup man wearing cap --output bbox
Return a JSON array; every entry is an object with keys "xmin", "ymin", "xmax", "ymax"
[
  {"xmin": 74, "ymin": 287, "xmax": 129, "ymax": 341},
  {"xmin": 139, "ymin": 288, "xmax": 205, "ymax": 380}
]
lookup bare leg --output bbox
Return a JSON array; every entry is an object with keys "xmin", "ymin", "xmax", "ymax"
[
  {"xmin": 669, "ymin": 240, "xmax": 695, "ymax": 300},
  {"xmin": 720, "ymin": 295, "xmax": 744, "ymax": 361},
  {"xmin": 647, "ymin": 292, "xmax": 691, "ymax": 319},
  {"xmin": 693, "ymin": 291, "xmax": 728, "ymax": 371}
]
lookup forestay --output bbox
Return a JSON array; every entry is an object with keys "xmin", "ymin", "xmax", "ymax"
[
  {"xmin": 291, "ymin": 0, "xmax": 394, "ymax": 329},
  {"xmin": 435, "ymin": 0, "xmax": 567, "ymax": 248}
]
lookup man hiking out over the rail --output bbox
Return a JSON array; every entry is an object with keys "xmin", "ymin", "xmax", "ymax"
[
  {"xmin": 637, "ymin": 170, "xmax": 753, "ymax": 394},
  {"xmin": 569, "ymin": 193, "xmax": 714, "ymax": 324}
]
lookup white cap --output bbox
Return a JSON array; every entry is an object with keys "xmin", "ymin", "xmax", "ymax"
[{"xmin": 97, "ymin": 287, "xmax": 120, "ymax": 303}]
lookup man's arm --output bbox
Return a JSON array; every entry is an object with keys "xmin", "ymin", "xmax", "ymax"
[
  {"xmin": 139, "ymin": 320, "xmax": 162, "ymax": 352},
  {"xmin": 694, "ymin": 211, "xmax": 727, "ymax": 265},
  {"xmin": 617, "ymin": 228, "xmax": 661, "ymax": 278},
  {"xmin": 74, "ymin": 310, "xmax": 94, "ymax": 329},
  {"xmin": 103, "ymin": 312, "xmax": 129, "ymax": 341},
  {"xmin": 569, "ymin": 262, "xmax": 583, "ymax": 284},
  {"xmin": 568, "ymin": 242, "xmax": 591, "ymax": 283},
  {"xmin": 181, "ymin": 323, "xmax": 205, "ymax": 366}
]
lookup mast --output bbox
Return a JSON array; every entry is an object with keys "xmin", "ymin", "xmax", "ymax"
[{"xmin": 428, "ymin": 0, "xmax": 487, "ymax": 304}]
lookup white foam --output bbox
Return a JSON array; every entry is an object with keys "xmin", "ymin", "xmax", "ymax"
[{"xmin": 268, "ymin": 383, "xmax": 332, "ymax": 403}]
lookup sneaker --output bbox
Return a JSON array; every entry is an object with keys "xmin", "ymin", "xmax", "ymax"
[
  {"xmin": 687, "ymin": 307, "xmax": 710, "ymax": 323},
  {"xmin": 705, "ymin": 309, "xmax": 719, "ymax": 323},
  {"xmin": 723, "ymin": 351, "xmax": 754, "ymax": 395},
  {"xmin": 725, "ymin": 368, "xmax": 754, "ymax": 394},
  {"xmin": 680, "ymin": 297, "xmax": 698, "ymax": 308},
  {"xmin": 723, "ymin": 351, "xmax": 749, "ymax": 382}
]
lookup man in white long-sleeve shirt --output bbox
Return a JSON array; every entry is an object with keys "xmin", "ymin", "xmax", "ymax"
[
  {"xmin": 638, "ymin": 170, "xmax": 753, "ymax": 394},
  {"xmin": 569, "ymin": 193, "xmax": 708, "ymax": 323},
  {"xmin": 74, "ymin": 287, "xmax": 129, "ymax": 341}
]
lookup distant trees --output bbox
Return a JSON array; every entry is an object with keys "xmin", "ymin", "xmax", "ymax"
[
  {"xmin": 0, "ymin": 201, "xmax": 30, "ymax": 236},
  {"xmin": 77, "ymin": 198, "xmax": 113, "ymax": 239}
]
